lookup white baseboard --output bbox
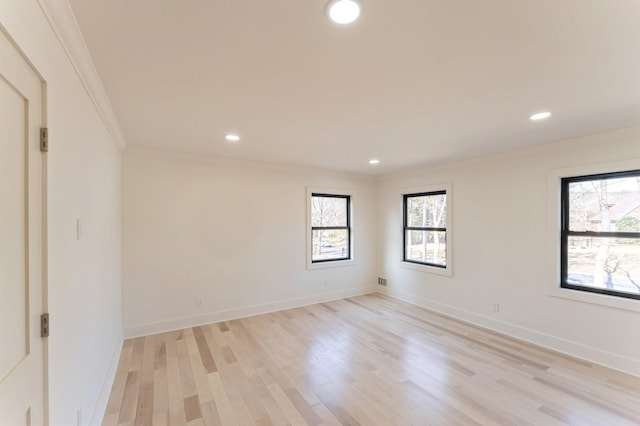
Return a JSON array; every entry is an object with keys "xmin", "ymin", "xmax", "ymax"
[
  {"xmin": 124, "ymin": 287, "xmax": 377, "ymax": 339},
  {"xmin": 381, "ymin": 288, "xmax": 640, "ymax": 378},
  {"xmin": 88, "ymin": 336, "xmax": 124, "ymax": 426}
]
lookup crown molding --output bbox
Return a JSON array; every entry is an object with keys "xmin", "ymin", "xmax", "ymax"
[{"xmin": 37, "ymin": 0, "xmax": 126, "ymax": 152}]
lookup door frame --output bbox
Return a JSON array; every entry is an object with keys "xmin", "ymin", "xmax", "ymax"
[{"xmin": 0, "ymin": 22, "xmax": 49, "ymax": 425}]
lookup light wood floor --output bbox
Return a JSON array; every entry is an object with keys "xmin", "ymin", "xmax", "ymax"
[{"xmin": 103, "ymin": 294, "xmax": 640, "ymax": 425}]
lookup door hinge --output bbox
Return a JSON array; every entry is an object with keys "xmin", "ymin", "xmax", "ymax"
[
  {"xmin": 41, "ymin": 313, "xmax": 50, "ymax": 337},
  {"xmin": 40, "ymin": 127, "xmax": 48, "ymax": 152}
]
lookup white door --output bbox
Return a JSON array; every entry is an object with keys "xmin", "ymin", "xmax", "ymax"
[{"xmin": 0, "ymin": 28, "xmax": 46, "ymax": 426}]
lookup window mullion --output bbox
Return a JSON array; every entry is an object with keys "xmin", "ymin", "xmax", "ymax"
[{"xmin": 566, "ymin": 230, "xmax": 640, "ymax": 239}]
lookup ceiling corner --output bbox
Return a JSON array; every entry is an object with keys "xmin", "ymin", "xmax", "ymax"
[{"xmin": 37, "ymin": 0, "xmax": 127, "ymax": 152}]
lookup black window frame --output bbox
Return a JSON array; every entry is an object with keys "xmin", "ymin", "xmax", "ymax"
[
  {"xmin": 403, "ymin": 190, "xmax": 447, "ymax": 268},
  {"xmin": 311, "ymin": 193, "xmax": 351, "ymax": 263},
  {"xmin": 561, "ymin": 169, "xmax": 640, "ymax": 301}
]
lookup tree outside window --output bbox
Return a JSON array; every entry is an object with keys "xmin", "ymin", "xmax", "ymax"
[
  {"xmin": 311, "ymin": 194, "xmax": 351, "ymax": 263},
  {"xmin": 403, "ymin": 191, "xmax": 447, "ymax": 267},
  {"xmin": 562, "ymin": 170, "xmax": 640, "ymax": 300}
]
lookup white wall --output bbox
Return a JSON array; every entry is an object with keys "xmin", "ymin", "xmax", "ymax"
[
  {"xmin": 377, "ymin": 125, "xmax": 640, "ymax": 376},
  {"xmin": 0, "ymin": 1, "xmax": 123, "ymax": 425},
  {"xmin": 2, "ymin": 3, "xmax": 637, "ymax": 425},
  {"xmin": 122, "ymin": 148, "xmax": 377, "ymax": 337}
]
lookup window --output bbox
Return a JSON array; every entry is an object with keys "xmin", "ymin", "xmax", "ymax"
[
  {"xmin": 561, "ymin": 170, "xmax": 640, "ymax": 300},
  {"xmin": 311, "ymin": 193, "xmax": 351, "ymax": 263},
  {"xmin": 403, "ymin": 190, "xmax": 448, "ymax": 268}
]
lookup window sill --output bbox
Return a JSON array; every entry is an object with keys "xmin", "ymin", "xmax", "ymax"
[
  {"xmin": 307, "ymin": 259, "xmax": 356, "ymax": 271},
  {"xmin": 548, "ymin": 286, "xmax": 640, "ymax": 313},
  {"xmin": 400, "ymin": 260, "xmax": 452, "ymax": 277}
]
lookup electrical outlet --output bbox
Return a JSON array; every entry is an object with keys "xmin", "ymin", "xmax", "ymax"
[
  {"xmin": 323, "ymin": 279, "xmax": 328, "ymax": 287},
  {"xmin": 378, "ymin": 277, "xmax": 387, "ymax": 286},
  {"xmin": 492, "ymin": 302, "xmax": 500, "ymax": 312},
  {"xmin": 195, "ymin": 296, "xmax": 203, "ymax": 307}
]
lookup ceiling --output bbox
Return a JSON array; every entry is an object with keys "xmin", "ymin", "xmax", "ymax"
[{"xmin": 69, "ymin": 0, "xmax": 640, "ymax": 175}]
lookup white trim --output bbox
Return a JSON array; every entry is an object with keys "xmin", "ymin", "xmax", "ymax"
[
  {"xmin": 400, "ymin": 261, "xmax": 451, "ymax": 276},
  {"xmin": 36, "ymin": 0, "xmax": 126, "ymax": 151},
  {"xmin": 547, "ymin": 159, "xmax": 640, "ymax": 313},
  {"xmin": 400, "ymin": 183, "xmax": 453, "ymax": 277},
  {"xmin": 381, "ymin": 288, "xmax": 640, "ymax": 378},
  {"xmin": 307, "ymin": 258, "xmax": 355, "ymax": 270},
  {"xmin": 87, "ymin": 338, "xmax": 123, "ymax": 426},
  {"xmin": 124, "ymin": 287, "xmax": 376, "ymax": 339},
  {"xmin": 306, "ymin": 187, "xmax": 357, "ymax": 270}
]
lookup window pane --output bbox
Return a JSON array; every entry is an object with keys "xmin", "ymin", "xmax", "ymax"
[
  {"xmin": 407, "ymin": 194, "xmax": 447, "ymax": 228},
  {"xmin": 566, "ymin": 236, "xmax": 640, "ymax": 296},
  {"xmin": 312, "ymin": 229, "xmax": 349, "ymax": 261},
  {"xmin": 405, "ymin": 230, "xmax": 446, "ymax": 266},
  {"xmin": 312, "ymin": 196, "xmax": 348, "ymax": 227},
  {"xmin": 568, "ymin": 177, "xmax": 640, "ymax": 233}
]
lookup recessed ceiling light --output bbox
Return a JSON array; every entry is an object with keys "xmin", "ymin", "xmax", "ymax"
[
  {"xmin": 327, "ymin": 0, "xmax": 361, "ymax": 24},
  {"xmin": 529, "ymin": 111, "xmax": 552, "ymax": 121},
  {"xmin": 369, "ymin": 159, "xmax": 380, "ymax": 165},
  {"xmin": 225, "ymin": 133, "xmax": 240, "ymax": 142}
]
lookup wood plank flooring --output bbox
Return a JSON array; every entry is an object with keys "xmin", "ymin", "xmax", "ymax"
[{"xmin": 103, "ymin": 294, "xmax": 640, "ymax": 425}]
